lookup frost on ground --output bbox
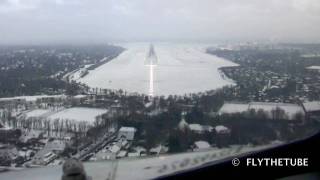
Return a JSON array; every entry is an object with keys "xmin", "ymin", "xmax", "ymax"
[{"xmin": 76, "ymin": 43, "xmax": 238, "ymax": 96}]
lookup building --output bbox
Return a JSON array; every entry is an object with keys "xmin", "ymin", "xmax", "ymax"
[
  {"xmin": 118, "ymin": 127, "xmax": 136, "ymax": 141},
  {"xmin": 302, "ymin": 101, "xmax": 320, "ymax": 114},
  {"xmin": 193, "ymin": 141, "xmax": 211, "ymax": 151},
  {"xmin": 302, "ymin": 101, "xmax": 320, "ymax": 120},
  {"xmin": 214, "ymin": 125, "xmax": 231, "ymax": 134},
  {"xmin": 188, "ymin": 124, "xmax": 213, "ymax": 134}
]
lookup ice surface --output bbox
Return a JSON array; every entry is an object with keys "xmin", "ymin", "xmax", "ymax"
[{"xmin": 76, "ymin": 43, "xmax": 238, "ymax": 96}]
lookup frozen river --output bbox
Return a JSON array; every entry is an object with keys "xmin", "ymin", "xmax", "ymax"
[{"xmin": 76, "ymin": 43, "xmax": 238, "ymax": 96}]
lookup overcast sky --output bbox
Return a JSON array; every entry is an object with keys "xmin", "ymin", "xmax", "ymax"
[{"xmin": 0, "ymin": 0, "xmax": 320, "ymax": 44}]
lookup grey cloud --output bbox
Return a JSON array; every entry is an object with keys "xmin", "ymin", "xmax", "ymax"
[{"xmin": 0, "ymin": 0, "xmax": 320, "ymax": 44}]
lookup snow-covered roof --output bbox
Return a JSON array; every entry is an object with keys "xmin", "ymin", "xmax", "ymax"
[
  {"xmin": 150, "ymin": 146, "xmax": 161, "ymax": 154},
  {"xmin": 73, "ymin": 95, "xmax": 87, "ymax": 99},
  {"xmin": 194, "ymin": 141, "xmax": 210, "ymax": 149},
  {"xmin": 117, "ymin": 150, "xmax": 127, "ymax": 158},
  {"xmin": 128, "ymin": 152, "xmax": 140, "ymax": 157},
  {"xmin": 178, "ymin": 118, "xmax": 188, "ymax": 130},
  {"xmin": 109, "ymin": 145, "xmax": 121, "ymax": 153},
  {"xmin": 188, "ymin": 124, "xmax": 203, "ymax": 132},
  {"xmin": 303, "ymin": 101, "xmax": 320, "ymax": 112},
  {"xmin": 215, "ymin": 125, "xmax": 230, "ymax": 134},
  {"xmin": 149, "ymin": 145, "xmax": 168, "ymax": 154},
  {"xmin": 119, "ymin": 127, "xmax": 136, "ymax": 132},
  {"xmin": 134, "ymin": 146, "xmax": 146, "ymax": 154}
]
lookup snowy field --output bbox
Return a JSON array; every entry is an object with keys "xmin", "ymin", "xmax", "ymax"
[
  {"xmin": 219, "ymin": 102, "xmax": 305, "ymax": 120},
  {"xmin": 47, "ymin": 107, "xmax": 107, "ymax": 123},
  {"xmin": 0, "ymin": 95, "xmax": 66, "ymax": 102},
  {"xmin": 76, "ymin": 43, "xmax": 238, "ymax": 96},
  {"xmin": 25, "ymin": 109, "xmax": 52, "ymax": 118},
  {"xmin": 306, "ymin": 65, "xmax": 320, "ymax": 70}
]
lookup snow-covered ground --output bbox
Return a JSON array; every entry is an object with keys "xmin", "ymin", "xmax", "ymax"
[
  {"xmin": 47, "ymin": 107, "xmax": 107, "ymax": 123},
  {"xmin": 25, "ymin": 109, "xmax": 52, "ymax": 118},
  {"xmin": 76, "ymin": 43, "xmax": 238, "ymax": 96},
  {"xmin": 0, "ymin": 95, "xmax": 66, "ymax": 102},
  {"xmin": 218, "ymin": 103, "xmax": 249, "ymax": 114},
  {"xmin": 306, "ymin": 65, "xmax": 320, "ymax": 70},
  {"xmin": 219, "ymin": 102, "xmax": 305, "ymax": 120}
]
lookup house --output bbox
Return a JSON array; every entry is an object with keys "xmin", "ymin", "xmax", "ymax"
[
  {"xmin": 118, "ymin": 127, "xmax": 136, "ymax": 140},
  {"xmin": 214, "ymin": 125, "xmax": 231, "ymax": 134},
  {"xmin": 302, "ymin": 101, "xmax": 320, "ymax": 120},
  {"xmin": 193, "ymin": 141, "xmax": 211, "ymax": 151},
  {"xmin": 109, "ymin": 144, "xmax": 121, "ymax": 154},
  {"xmin": 188, "ymin": 124, "xmax": 213, "ymax": 134},
  {"xmin": 127, "ymin": 152, "xmax": 140, "ymax": 157},
  {"xmin": 128, "ymin": 146, "xmax": 146, "ymax": 157},
  {"xmin": 95, "ymin": 150, "xmax": 116, "ymax": 160},
  {"xmin": 149, "ymin": 145, "xmax": 168, "ymax": 155},
  {"xmin": 188, "ymin": 124, "xmax": 203, "ymax": 133},
  {"xmin": 116, "ymin": 150, "xmax": 127, "ymax": 158}
]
